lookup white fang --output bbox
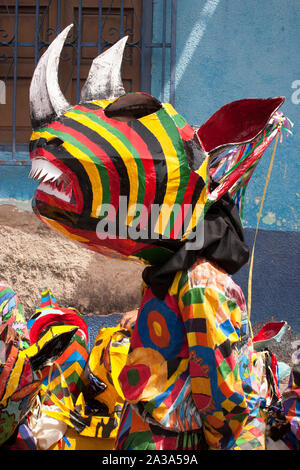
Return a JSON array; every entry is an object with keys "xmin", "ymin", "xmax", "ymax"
[{"xmin": 29, "ymin": 159, "xmax": 63, "ymax": 182}]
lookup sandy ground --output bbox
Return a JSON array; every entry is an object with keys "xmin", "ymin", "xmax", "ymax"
[
  {"xmin": 0, "ymin": 204, "xmax": 143, "ymax": 317},
  {"xmin": 0, "ymin": 204, "xmax": 299, "ymax": 375}
]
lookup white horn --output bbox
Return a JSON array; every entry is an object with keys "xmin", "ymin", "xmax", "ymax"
[
  {"xmin": 46, "ymin": 24, "xmax": 73, "ymax": 117},
  {"xmin": 80, "ymin": 36, "xmax": 128, "ymax": 103},
  {"xmin": 30, "ymin": 24, "xmax": 73, "ymax": 128},
  {"xmin": 29, "ymin": 40, "xmax": 55, "ymax": 127}
]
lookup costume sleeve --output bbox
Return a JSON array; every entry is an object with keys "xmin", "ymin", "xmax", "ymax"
[
  {"xmin": 282, "ymin": 347, "xmax": 300, "ymax": 442},
  {"xmin": 178, "ymin": 281, "xmax": 251, "ymax": 449}
]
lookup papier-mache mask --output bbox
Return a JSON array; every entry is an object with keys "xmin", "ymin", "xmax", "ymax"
[
  {"xmin": 29, "ymin": 24, "xmax": 287, "ymax": 266},
  {"xmin": 0, "ymin": 322, "xmax": 78, "ymax": 446}
]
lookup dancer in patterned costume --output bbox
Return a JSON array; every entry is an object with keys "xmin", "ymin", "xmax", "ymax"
[
  {"xmin": 0, "ymin": 284, "xmax": 84, "ymax": 448},
  {"xmin": 28, "ymin": 26, "xmax": 291, "ymax": 450}
]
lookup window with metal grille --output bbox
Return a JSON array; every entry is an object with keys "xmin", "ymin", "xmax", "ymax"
[{"xmin": 0, "ymin": 0, "xmax": 177, "ymax": 163}]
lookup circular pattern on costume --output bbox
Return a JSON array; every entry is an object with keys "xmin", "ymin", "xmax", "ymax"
[
  {"xmin": 118, "ymin": 348, "xmax": 168, "ymax": 403},
  {"xmin": 119, "ymin": 362, "xmax": 151, "ymax": 402},
  {"xmin": 147, "ymin": 310, "xmax": 170, "ymax": 348},
  {"xmin": 137, "ymin": 297, "xmax": 184, "ymax": 360}
]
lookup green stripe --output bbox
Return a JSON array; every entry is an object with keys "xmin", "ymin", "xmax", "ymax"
[
  {"xmin": 71, "ymin": 108, "xmax": 146, "ymax": 211},
  {"xmin": 177, "ymin": 271, "xmax": 189, "ymax": 300},
  {"xmin": 156, "ymin": 108, "xmax": 191, "ymax": 237},
  {"xmin": 47, "ymin": 372, "xmax": 86, "ymax": 397},
  {"xmin": 181, "ymin": 287, "xmax": 205, "ymax": 308},
  {"xmin": 171, "ymin": 112, "xmax": 188, "ymax": 129},
  {"xmin": 39, "ymin": 126, "xmax": 111, "ymax": 208}
]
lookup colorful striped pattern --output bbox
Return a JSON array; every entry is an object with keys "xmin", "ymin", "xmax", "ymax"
[
  {"xmin": 117, "ymin": 259, "xmax": 265, "ymax": 450},
  {"xmin": 27, "ymin": 290, "xmax": 90, "ymax": 406},
  {"xmin": 209, "ymin": 112, "xmax": 290, "ymax": 221},
  {"xmin": 28, "ymin": 288, "xmax": 89, "ymax": 345},
  {"xmin": 0, "ymin": 284, "xmax": 30, "ymax": 349},
  {"xmin": 41, "ymin": 326, "xmax": 131, "ymax": 440},
  {"xmin": 282, "ymin": 347, "xmax": 300, "ymax": 442},
  {"xmin": 39, "ymin": 332, "xmax": 89, "ymax": 406},
  {"xmin": 35, "ymin": 287, "xmax": 59, "ymax": 312},
  {"xmin": 30, "ymin": 97, "xmax": 208, "ymax": 264},
  {"xmin": 0, "ymin": 285, "xmax": 41, "ymax": 446}
]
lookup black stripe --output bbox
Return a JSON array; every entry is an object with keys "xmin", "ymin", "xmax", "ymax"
[
  {"xmin": 78, "ymin": 102, "xmax": 105, "ymax": 111},
  {"xmin": 184, "ymin": 318, "xmax": 207, "ymax": 333},
  {"xmin": 29, "ymin": 137, "xmax": 48, "ymax": 153},
  {"xmin": 61, "ymin": 115, "xmax": 130, "ymax": 227},
  {"xmin": 49, "ymin": 145, "xmax": 93, "ymax": 216},
  {"xmin": 30, "ymin": 134, "xmax": 93, "ymax": 216},
  {"xmin": 128, "ymin": 120, "xmax": 168, "ymax": 239},
  {"xmin": 129, "ymin": 120, "xmax": 167, "ymax": 207}
]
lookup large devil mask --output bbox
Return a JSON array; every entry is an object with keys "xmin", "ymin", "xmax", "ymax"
[{"xmin": 29, "ymin": 25, "xmax": 287, "ymax": 266}]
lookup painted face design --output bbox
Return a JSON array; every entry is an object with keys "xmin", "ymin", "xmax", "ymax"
[
  {"xmin": 29, "ymin": 25, "xmax": 210, "ymax": 265},
  {"xmin": 29, "ymin": 25, "xmax": 286, "ymax": 265}
]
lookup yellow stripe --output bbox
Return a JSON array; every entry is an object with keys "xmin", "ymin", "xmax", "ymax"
[
  {"xmin": 41, "ymin": 217, "xmax": 89, "ymax": 243},
  {"xmin": 181, "ymin": 184, "xmax": 207, "ymax": 241},
  {"xmin": 31, "ymin": 129, "xmax": 102, "ymax": 218},
  {"xmin": 22, "ymin": 326, "xmax": 78, "ymax": 359},
  {"xmin": 162, "ymin": 103, "xmax": 177, "ymax": 116},
  {"xmin": 169, "ymin": 270, "xmax": 183, "ymax": 296},
  {"xmin": 66, "ymin": 110, "xmax": 139, "ymax": 225},
  {"xmin": 62, "ymin": 140, "xmax": 103, "ymax": 217},
  {"xmin": 139, "ymin": 113, "xmax": 181, "ymax": 234},
  {"xmin": 43, "ymin": 361, "xmax": 85, "ymax": 398},
  {"xmin": 30, "ymin": 130, "xmax": 102, "ymax": 218},
  {"xmin": 30, "ymin": 130, "xmax": 55, "ymax": 142},
  {"xmin": 3, "ymin": 355, "xmax": 25, "ymax": 405},
  {"xmin": 92, "ymin": 99, "xmax": 113, "ymax": 108}
]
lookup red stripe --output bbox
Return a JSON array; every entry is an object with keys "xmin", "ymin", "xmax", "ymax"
[
  {"xmin": 29, "ymin": 310, "xmax": 89, "ymax": 345},
  {"xmin": 46, "ymin": 219, "xmax": 153, "ymax": 258},
  {"xmin": 51, "ymin": 121, "xmax": 120, "ymax": 218},
  {"xmin": 212, "ymin": 132, "xmax": 275, "ymax": 201},
  {"xmin": 77, "ymin": 105, "xmax": 157, "ymax": 218},
  {"xmin": 56, "ymin": 338, "xmax": 89, "ymax": 365},
  {"xmin": 178, "ymin": 122, "xmax": 194, "ymax": 141},
  {"xmin": 0, "ymin": 345, "xmax": 19, "ymax": 400},
  {"xmin": 31, "ymin": 148, "xmax": 84, "ymax": 214},
  {"xmin": 169, "ymin": 170, "xmax": 201, "ymax": 239}
]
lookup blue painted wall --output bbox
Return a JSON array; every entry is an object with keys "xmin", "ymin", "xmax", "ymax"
[{"xmin": 152, "ymin": 0, "xmax": 300, "ymax": 232}]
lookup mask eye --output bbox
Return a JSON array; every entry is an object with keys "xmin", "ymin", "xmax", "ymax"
[
  {"xmin": 105, "ymin": 93, "xmax": 162, "ymax": 122},
  {"xmin": 46, "ymin": 137, "xmax": 64, "ymax": 148}
]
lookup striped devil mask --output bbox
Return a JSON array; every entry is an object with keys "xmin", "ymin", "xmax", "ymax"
[{"xmin": 29, "ymin": 25, "xmax": 286, "ymax": 265}]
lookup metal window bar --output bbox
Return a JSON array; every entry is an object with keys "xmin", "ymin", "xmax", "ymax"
[{"xmin": 0, "ymin": 0, "xmax": 177, "ymax": 165}]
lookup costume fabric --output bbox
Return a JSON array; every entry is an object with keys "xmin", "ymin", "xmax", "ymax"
[
  {"xmin": 0, "ymin": 284, "xmax": 30, "ymax": 349},
  {"xmin": 28, "ymin": 288, "xmax": 90, "ymax": 407},
  {"xmin": 117, "ymin": 258, "xmax": 265, "ymax": 450},
  {"xmin": 26, "ymin": 27, "xmax": 297, "ymax": 450},
  {"xmin": 142, "ymin": 191, "xmax": 249, "ymax": 300},
  {"xmin": 0, "ymin": 285, "xmax": 40, "ymax": 447}
]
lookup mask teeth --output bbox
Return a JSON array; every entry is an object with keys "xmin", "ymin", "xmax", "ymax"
[
  {"xmin": 33, "ymin": 169, "xmax": 42, "ymax": 180},
  {"xmin": 29, "ymin": 158, "xmax": 63, "ymax": 183},
  {"xmin": 38, "ymin": 179, "xmax": 74, "ymax": 203}
]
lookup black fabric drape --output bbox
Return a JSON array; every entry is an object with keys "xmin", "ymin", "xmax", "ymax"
[{"xmin": 142, "ymin": 192, "xmax": 249, "ymax": 300}]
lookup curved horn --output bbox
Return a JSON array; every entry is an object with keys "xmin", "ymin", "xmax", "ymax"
[
  {"xmin": 29, "ymin": 39, "xmax": 55, "ymax": 128},
  {"xmin": 80, "ymin": 36, "xmax": 128, "ymax": 103},
  {"xmin": 30, "ymin": 24, "xmax": 73, "ymax": 128},
  {"xmin": 46, "ymin": 24, "xmax": 73, "ymax": 117}
]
